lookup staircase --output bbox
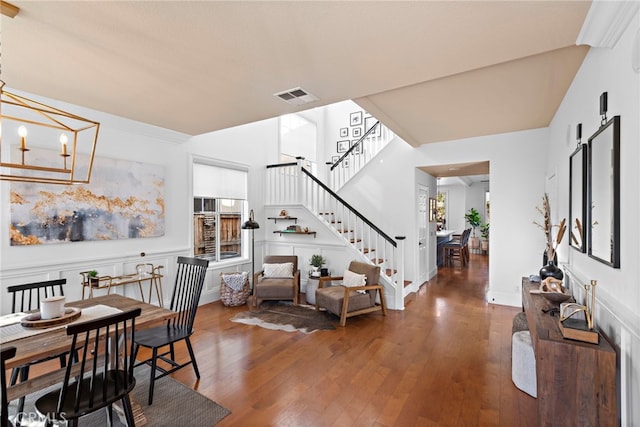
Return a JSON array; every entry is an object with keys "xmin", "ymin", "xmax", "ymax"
[{"xmin": 265, "ymin": 159, "xmax": 408, "ymax": 310}]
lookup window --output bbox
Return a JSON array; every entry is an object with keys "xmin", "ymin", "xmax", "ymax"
[
  {"xmin": 279, "ymin": 113, "xmax": 317, "ymax": 165},
  {"xmin": 436, "ymin": 191, "xmax": 447, "ymax": 230},
  {"xmin": 193, "ymin": 162, "xmax": 248, "ymax": 263},
  {"xmin": 485, "ymin": 191, "xmax": 490, "ymax": 222}
]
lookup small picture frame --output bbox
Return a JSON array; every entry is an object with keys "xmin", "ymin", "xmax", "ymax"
[
  {"xmin": 364, "ymin": 116, "xmax": 381, "ymax": 137},
  {"xmin": 337, "ymin": 140, "xmax": 349, "ymax": 153},
  {"xmin": 339, "ymin": 127, "xmax": 348, "ymax": 137},
  {"xmin": 352, "ymin": 127, "xmax": 362, "ymax": 138},
  {"xmin": 331, "ymin": 155, "xmax": 340, "ymax": 164},
  {"xmin": 350, "ymin": 111, "xmax": 363, "ymax": 126},
  {"xmin": 350, "ymin": 140, "xmax": 361, "ymax": 154},
  {"xmin": 342, "ymin": 158, "xmax": 350, "ymax": 168}
]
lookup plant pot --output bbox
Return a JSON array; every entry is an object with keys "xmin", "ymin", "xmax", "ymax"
[
  {"xmin": 470, "ymin": 237, "xmax": 480, "ymax": 249},
  {"xmin": 480, "ymin": 240, "xmax": 489, "ymax": 252}
]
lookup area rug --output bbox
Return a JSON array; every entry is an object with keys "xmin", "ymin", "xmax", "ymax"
[
  {"xmin": 9, "ymin": 365, "xmax": 230, "ymax": 426},
  {"xmin": 231, "ymin": 301, "xmax": 336, "ymax": 333}
]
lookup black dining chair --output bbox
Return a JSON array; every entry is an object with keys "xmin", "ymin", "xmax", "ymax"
[
  {"xmin": 7, "ymin": 279, "xmax": 69, "ymax": 415},
  {"xmin": 133, "ymin": 256, "xmax": 209, "ymax": 405},
  {"xmin": 1, "ymin": 346, "xmax": 17, "ymax": 427},
  {"xmin": 34, "ymin": 308, "xmax": 142, "ymax": 427}
]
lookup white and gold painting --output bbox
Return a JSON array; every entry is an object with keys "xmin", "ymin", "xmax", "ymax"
[{"xmin": 10, "ymin": 153, "xmax": 165, "ymax": 245}]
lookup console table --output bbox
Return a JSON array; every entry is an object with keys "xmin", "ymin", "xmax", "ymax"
[
  {"xmin": 521, "ymin": 277, "xmax": 616, "ymax": 426},
  {"xmin": 81, "ymin": 264, "xmax": 164, "ymax": 307}
]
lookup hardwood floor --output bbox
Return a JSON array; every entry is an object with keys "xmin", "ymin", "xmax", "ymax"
[{"xmin": 165, "ymin": 254, "xmax": 538, "ymax": 426}]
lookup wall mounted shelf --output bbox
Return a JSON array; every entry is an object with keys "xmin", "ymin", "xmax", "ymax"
[
  {"xmin": 268, "ymin": 216, "xmax": 298, "ymax": 224},
  {"xmin": 273, "ymin": 230, "xmax": 316, "ymax": 238}
]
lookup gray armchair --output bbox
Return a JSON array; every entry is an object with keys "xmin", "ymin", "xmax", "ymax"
[
  {"xmin": 253, "ymin": 255, "xmax": 300, "ymax": 307},
  {"xmin": 315, "ymin": 261, "xmax": 387, "ymax": 326}
]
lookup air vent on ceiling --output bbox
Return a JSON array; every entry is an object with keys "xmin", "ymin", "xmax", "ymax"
[{"xmin": 274, "ymin": 87, "xmax": 319, "ymax": 106}]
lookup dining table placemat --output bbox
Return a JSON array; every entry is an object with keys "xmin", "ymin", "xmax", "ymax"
[{"xmin": 0, "ymin": 304, "xmax": 123, "ymax": 344}]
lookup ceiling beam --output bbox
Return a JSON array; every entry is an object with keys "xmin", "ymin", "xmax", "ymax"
[{"xmin": 1, "ymin": 1, "xmax": 19, "ymax": 18}]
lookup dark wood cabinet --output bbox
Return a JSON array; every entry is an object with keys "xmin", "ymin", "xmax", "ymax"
[{"xmin": 521, "ymin": 277, "xmax": 617, "ymax": 426}]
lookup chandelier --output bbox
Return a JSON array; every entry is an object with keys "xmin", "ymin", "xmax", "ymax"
[{"xmin": 0, "ymin": 82, "xmax": 100, "ymax": 184}]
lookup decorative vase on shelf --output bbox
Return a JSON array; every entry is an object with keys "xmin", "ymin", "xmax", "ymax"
[
  {"xmin": 539, "ymin": 261, "xmax": 563, "ymax": 281},
  {"xmin": 542, "ymin": 250, "xmax": 558, "ymax": 267}
]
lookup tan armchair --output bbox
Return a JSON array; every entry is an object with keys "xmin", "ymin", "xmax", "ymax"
[
  {"xmin": 253, "ymin": 255, "xmax": 300, "ymax": 307},
  {"xmin": 315, "ymin": 261, "xmax": 387, "ymax": 326}
]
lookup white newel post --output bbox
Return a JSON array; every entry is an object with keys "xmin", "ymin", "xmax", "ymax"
[
  {"xmin": 395, "ymin": 236, "xmax": 406, "ymax": 310},
  {"xmin": 296, "ymin": 157, "xmax": 305, "ymax": 204}
]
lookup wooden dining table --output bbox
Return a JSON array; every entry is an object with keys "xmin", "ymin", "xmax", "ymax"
[{"xmin": 1, "ymin": 294, "xmax": 176, "ymax": 424}]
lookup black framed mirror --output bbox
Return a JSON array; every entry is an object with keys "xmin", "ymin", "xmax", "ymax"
[
  {"xmin": 588, "ymin": 115, "xmax": 620, "ymax": 268},
  {"xmin": 569, "ymin": 144, "xmax": 587, "ymax": 252}
]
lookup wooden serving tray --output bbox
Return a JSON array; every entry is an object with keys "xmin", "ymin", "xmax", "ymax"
[{"xmin": 21, "ymin": 307, "xmax": 82, "ymax": 329}]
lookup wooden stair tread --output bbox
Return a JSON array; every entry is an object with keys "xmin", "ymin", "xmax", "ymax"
[
  {"xmin": 385, "ymin": 268, "xmax": 398, "ymax": 276},
  {"xmin": 349, "ymin": 239, "xmax": 362, "ymax": 243},
  {"xmin": 361, "ymin": 248, "xmax": 376, "ymax": 254}
]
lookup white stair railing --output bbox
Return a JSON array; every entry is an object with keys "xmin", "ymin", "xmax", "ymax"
[{"xmin": 265, "ymin": 160, "xmax": 405, "ymax": 308}]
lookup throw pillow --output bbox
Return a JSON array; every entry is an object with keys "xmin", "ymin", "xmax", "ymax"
[
  {"xmin": 263, "ymin": 262, "xmax": 294, "ymax": 278},
  {"xmin": 342, "ymin": 269, "xmax": 367, "ymax": 293}
]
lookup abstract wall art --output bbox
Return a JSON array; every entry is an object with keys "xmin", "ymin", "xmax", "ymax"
[{"xmin": 10, "ymin": 152, "xmax": 165, "ymax": 245}]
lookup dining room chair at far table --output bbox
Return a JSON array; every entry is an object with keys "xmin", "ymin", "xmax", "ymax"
[
  {"xmin": 1, "ymin": 346, "xmax": 17, "ymax": 427},
  {"xmin": 33, "ymin": 308, "xmax": 142, "ymax": 427},
  {"xmin": 6, "ymin": 279, "xmax": 69, "ymax": 415},
  {"xmin": 132, "ymin": 256, "xmax": 209, "ymax": 405}
]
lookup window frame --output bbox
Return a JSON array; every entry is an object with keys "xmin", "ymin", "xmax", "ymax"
[{"xmin": 191, "ymin": 157, "xmax": 250, "ymax": 267}]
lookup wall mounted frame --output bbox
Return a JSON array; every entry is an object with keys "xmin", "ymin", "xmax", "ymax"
[
  {"xmin": 569, "ymin": 144, "xmax": 587, "ymax": 252},
  {"xmin": 588, "ymin": 115, "xmax": 620, "ymax": 268}
]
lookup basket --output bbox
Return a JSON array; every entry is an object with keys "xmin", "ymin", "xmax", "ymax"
[{"xmin": 220, "ymin": 272, "xmax": 250, "ymax": 307}]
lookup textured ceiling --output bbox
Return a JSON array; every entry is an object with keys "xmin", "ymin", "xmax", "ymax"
[{"xmin": 1, "ymin": 1, "xmax": 591, "ymax": 146}]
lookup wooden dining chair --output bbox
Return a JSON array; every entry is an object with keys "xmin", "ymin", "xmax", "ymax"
[
  {"xmin": 6, "ymin": 279, "xmax": 69, "ymax": 415},
  {"xmin": 1, "ymin": 346, "xmax": 17, "ymax": 427},
  {"xmin": 133, "ymin": 256, "xmax": 209, "ymax": 405},
  {"xmin": 34, "ymin": 308, "xmax": 142, "ymax": 427}
]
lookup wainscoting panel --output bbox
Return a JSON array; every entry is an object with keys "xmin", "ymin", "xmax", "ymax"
[{"xmin": 564, "ymin": 267, "xmax": 640, "ymax": 426}]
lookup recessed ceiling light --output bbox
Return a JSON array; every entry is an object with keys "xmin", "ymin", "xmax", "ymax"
[{"xmin": 274, "ymin": 87, "xmax": 319, "ymax": 106}]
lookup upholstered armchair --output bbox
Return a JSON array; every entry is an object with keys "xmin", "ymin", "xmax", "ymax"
[
  {"xmin": 315, "ymin": 261, "xmax": 387, "ymax": 326},
  {"xmin": 253, "ymin": 255, "xmax": 300, "ymax": 307}
]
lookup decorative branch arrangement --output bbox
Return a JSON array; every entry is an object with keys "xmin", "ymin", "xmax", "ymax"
[{"xmin": 533, "ymin": 193, "xmax": 567, "ymax": 263}]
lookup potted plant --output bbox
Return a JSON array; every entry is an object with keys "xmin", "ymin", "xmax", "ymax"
[
  {"xmin": 480, "ymin": 223, "xmax": 489, "ymax": 252},
  {"xmin": 464, "ymin": 208, "xmax": 482, "ymax": 249},
  {"xmin": 309, "ymin": 254, "xmax": 326, "ymax": 277},
  {"xmin": 87, "ymin": 270, "xmax": 99, "ymax": 286}
]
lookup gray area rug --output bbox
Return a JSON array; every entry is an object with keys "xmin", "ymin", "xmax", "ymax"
[
  {"xmin": 231, "ymin": 301, "xmax": 336, "ymax": 333},
  {"xmin": 9, "ymin": 365, "xmax": 230, "ymax": 426}
]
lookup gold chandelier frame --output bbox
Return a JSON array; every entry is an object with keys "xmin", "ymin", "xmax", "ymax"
[{"xmin": 0, "ymin": 83, "xmax": 100, "ymax": 185}]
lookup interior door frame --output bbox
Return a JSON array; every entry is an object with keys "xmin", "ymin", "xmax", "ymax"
[{"xmin": 417, "ymin": 184, "xmax": 430, "ymax": 285}]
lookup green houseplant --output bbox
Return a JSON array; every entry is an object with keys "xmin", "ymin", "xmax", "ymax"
[
  {"xmin": 87, "ymin": 270, "xmax": 99, "ymax": 286},
  {"xmin": 464, "ymin": 208, "xmax": 482, "ymax": 250},
  {"xmin": 310, "ymin": 254, "xmax": 326, "ymax": 268},
  {"xmin": 464, "ymin": 208, "xmax": 482, "ymax": 236},
  {"xmin": 309, "ymin": 254, "xmax": 326, "ymax": 277},
  {"xmin": 480, "ymin": 223, "xmax": 489, "ymax": 252}
]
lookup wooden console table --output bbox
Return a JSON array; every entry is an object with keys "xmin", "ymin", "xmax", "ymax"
[
  {"xmin": 81, "ymin": 264, "xmax": 164, "ymax": 307},
  {"xmin": 521, "ymin": 277, "xmax": 616, "ymax": 426}
]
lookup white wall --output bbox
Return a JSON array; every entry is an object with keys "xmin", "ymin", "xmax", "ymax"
[
  {"xmin": 437, "ymin": 184, "xmax": 466, "ymax": 232},
  {"xmin": 0, "ymin": 93, "xmax": 283, "ymax": 312},
  {"xmin": 546, "ymin": 7, "xmax": 640, "ymax": 424},
  {"xmin": 417, "ymin": 129, "xmax": 547, "ymax": 305},
  {"xmin": 334, "ymin": 127, "xmax": 546, "ymax": 303}
]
